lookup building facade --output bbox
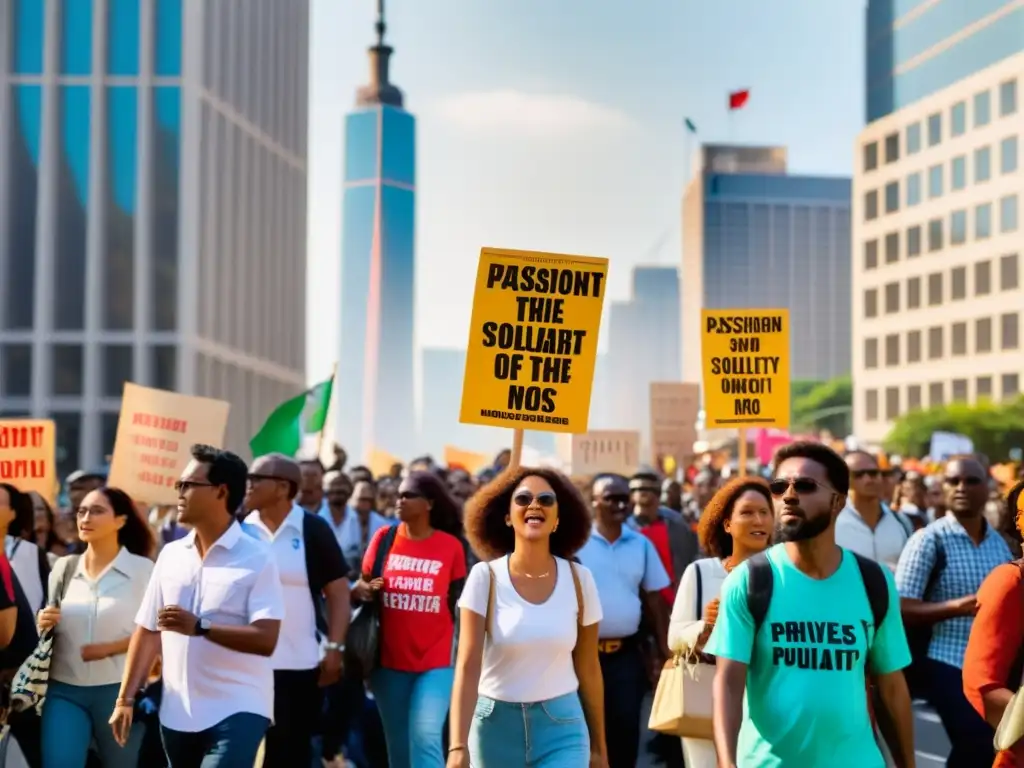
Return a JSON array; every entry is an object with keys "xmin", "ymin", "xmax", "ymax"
[
  {"xmin": 0, "ymin": 0, "xmax": 309, "ymax": 476},
  {"xmin": 681, "ymin": 145, "xmax": 853, "ymax": 391},
  {"xmin": 337, "ymin": 9, "xmax": 416, "ymax": 463},
  {"xmin": 852, "ymin": 49, "xmax": 1021, "ymax": 443}
]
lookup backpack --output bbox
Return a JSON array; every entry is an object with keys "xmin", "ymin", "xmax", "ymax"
[
  {"xmin": 302, "ymin": 512, "xmax": 352, "ymax": 640},
  {"xmin": 903, "ymin": 532, "xmax": 946, "ymax": 698}
]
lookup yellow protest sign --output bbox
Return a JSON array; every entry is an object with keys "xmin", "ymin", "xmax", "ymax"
[
  {"xmin": 443, "ymin": 446, "xmax": 491, "ymax": 474},
  {"xmin": 459, "ymin": 247, "xmax": 608, "ymax": 433},
  {"xmin": 367, "ymin": 448, "xmax": 402, "ymax": 479},
  {"xmin": 701, "ymin": 309, "xmax": 790, "ymax": 429},
  {"xmin": 0, "ymin": 420, "xmax": 57, "ymax": 506}
]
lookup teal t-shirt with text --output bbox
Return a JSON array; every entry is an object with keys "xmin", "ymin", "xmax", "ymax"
[{"xmin": 704, "ymin": 544, "xmax": 911, "ymax": 768}]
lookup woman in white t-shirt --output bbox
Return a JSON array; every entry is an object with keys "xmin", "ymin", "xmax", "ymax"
[
  {"xmin": 447, "ymin": 467, "xmax": 608, "ymax": 768},
  {"xmin": 667, "ymin": 476, "xmax": 773, "ymax": 768}
]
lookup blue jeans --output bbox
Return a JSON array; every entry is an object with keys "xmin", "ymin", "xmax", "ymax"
[
  {"xmin": 160, "ymin": 712, "xmax": 269, "ymax": 768},
  {"xmin": 370, "ymin": 666, "xmax": 453, "ymax": 768},
  {"xmin": 469, "ymin": 692, "xmax": 590, "ymax": 767},
  {"xmin": 41, "ymin": 680, "xmax": 143, "ymax": 768}
]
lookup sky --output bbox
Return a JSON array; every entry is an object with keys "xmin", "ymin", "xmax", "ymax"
[{"xmin": 305, "ymin": 0, "xmax": 867, "ymax": 383}]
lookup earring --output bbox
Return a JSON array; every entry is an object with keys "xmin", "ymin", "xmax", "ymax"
[{"xmin": 505, "ymin": 520, "xmax": 512, "ymax": 527}]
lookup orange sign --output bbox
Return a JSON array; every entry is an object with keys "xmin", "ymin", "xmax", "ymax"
[
  {"xmin": 0, "ymin": 420, "xmax": 56, "ymax": 506},
  {"xmin": 650, "ymin": 382, "xmax": 699, "ymax": 470}
]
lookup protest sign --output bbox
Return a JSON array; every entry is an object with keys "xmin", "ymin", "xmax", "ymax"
[
  {"xmin": 0, "ymin": 420, "xmax": 56, "ymax": 505},
  {"xmin": 649, "ymin": 382, "xmax": 699, "ymax": 472},
  {"xmin": 443, "ymin": 446, "xmax": 491, "ymax": 475},
  {"xmin": 367, "ymin": 447, "xmax": 402, "ymax": 478},
  {"xmin": 570, "ymin": 431, "xmax": 640, "ymax": 477},
  {"xmin": 107, "ymin": 383, "xmax": 230, "ymax": 505},
  {"xmin": 459, "ymin": 247, "xmax": 609, "ymax": 452}
]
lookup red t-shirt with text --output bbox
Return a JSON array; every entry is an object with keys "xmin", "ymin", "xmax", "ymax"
[
  {"xmin": 363, "ymin": 525, "xmax": 467, "ymax": 673},
  {"xmin": 640, "ymin": 520, "xmax": 675, "ymax": 605}
]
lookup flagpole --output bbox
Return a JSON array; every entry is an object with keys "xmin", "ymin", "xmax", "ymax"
[{"xmin": 316, "ymin": 362, "xmax": 338, "ymax": 458}]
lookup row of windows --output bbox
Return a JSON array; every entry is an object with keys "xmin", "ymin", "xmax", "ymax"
[
  {"xmin": 864, "ymin": 253, "xmax": 1019, "ymax": 317},
  {"xmin": 864, "ymin": 374, "xmax": 1021, "ymax": 423},
  {"xmin": 863, "ymin": 78, "xmax": 1019, "ymax": 172},
  {"xmin": 864, "ymin": 138, "xmax": 1018, "ymax": 221},
  {"xmin": 863, "ymin": 314, "xmax": 1020, "ymax": 371}
]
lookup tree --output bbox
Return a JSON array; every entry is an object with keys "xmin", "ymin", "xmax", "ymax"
[
  {"xmin": 883, "ymin": 397, "xmax": 1024, "ymax": 459},
  {"xmin": 791, "ymin": 376, "xmax": 853, "ymax": 436}
]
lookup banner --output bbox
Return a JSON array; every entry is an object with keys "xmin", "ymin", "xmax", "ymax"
[
  {"xmin": 459, "ymin": 247, "xmax": 609, "ymax": 433},
  {"xmin": 107, "ymin": 383, "xmax": 231, "ymax": 505},
  {"xmin": 367, "ymin": 448, "xmax": 402, "ymax": 479},
  {"xmin": 570, "ymin": 431, "xmax": 641, "ymax": 477},
  {"xmin": 0, "ymin": 420, "xmax": 56, "ymax": 506},
  {"xmin": 443, "ymin": 446, "xmax": 492, "ymax": 475},
  {"xmin": 649, "ymin": 382, "xmax": 699, "ymax": 470}
]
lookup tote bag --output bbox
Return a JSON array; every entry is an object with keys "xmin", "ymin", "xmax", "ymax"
[{"xmin": 648, "ymin": 651, "xmax": 714, "ymax": 739}]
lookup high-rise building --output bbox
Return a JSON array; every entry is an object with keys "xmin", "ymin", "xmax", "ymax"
[
  {"xmin": 337, "ymin": 3, "xmax": 416, "ymax": 463},
  {"xmin": 0, "ymin": 0, "xmax": 308, "ymax": 477},
  {"xmin": 853, "ymin": 4, "xmax": 1021, "ymax": 443},
  {"xmin": 681, "ymin": 144, "xmax": 852, "ymax": 389}
]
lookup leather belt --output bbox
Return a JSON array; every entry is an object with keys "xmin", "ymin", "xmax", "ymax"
[{"xmin": 597, "ymin": 639, "xmax": 625, "ymax": 654}]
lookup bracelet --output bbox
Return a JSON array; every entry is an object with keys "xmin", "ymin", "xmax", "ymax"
[
  {"xmin": 447, "ymin": 745, "xmax": 466, "ymax": 754},
  {"xmin": 115, "ymin": 697, "xmax": 134, "ymax": 708}
]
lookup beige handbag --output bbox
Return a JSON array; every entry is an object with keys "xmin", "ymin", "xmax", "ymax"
[{"xmin": 648, "ymin": 650, "xmax": 714, "ymax": 739}]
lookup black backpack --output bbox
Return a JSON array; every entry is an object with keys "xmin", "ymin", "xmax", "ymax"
[{"xmin": 903, "ymin": 533, "xmax": 946, "ymax": 699}]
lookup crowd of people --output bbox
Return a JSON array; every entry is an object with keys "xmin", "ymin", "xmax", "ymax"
[{"xmin": 0, "ymin": 441, "xmax": 1020, "ymax": 767}]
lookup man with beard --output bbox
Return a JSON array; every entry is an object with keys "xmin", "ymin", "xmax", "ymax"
[
  {"xmin": 896, "ymin": 454, "xmax": 1012, "ymax": 766},
  {"xmin": 706, "ymin": 442, "xmax": 914, "ymax": 768},
  {"xmin": 577, "ymin": 474, "xmax": 671, "ymax": 768}
]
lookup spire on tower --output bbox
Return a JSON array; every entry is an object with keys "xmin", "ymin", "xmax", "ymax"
[
  {"xmin": 375, "ymin": 0, "xmax": 386, "ymax": 47},
  {"xmin": 356, "ymin": 0, "xmax": 404, "ymax": 108}
]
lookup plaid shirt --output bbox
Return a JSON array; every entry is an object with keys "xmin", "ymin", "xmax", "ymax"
[{"xmin": 895, "ymin": 515, "xmax": 1012, "ymax": 668}]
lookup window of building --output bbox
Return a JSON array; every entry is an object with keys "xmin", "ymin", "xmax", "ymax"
[
  {"xmin": 952, "ymin": 322, "xmax": 967, "ymax": 355},
  {"xmin": 885, "ymin": 282, "xmax": 900, "ymax": 313},
  {"xmin": 1001, "ymin": 136, "xmax": 1018, "ymax": 174},
  {"xmin": 1001, "ymin": 194, "xmax": 1019, "ymax": 233},
  {"xmin": 865, "ymin": 389, "xmax": 879, "ymax": 421},
  {"xmin": 1002, "ymin": 312, "xmax": 1019, "ymax": 349},
  {"xmin": 864, "ymin": 338, "xmax": 878, "ymax": 369},
  {"xmin": 1004, "ymin": 373, "xmax": 1020, "ymax": 399},
  {"xmin": 864, "ymin": 288, "xmax": 878, "ymax": 318},
  {"xmin": 152, "ymin": 346, "xmax": 177, "ymax": 392},
  {"xmin": 952, "ymin": 379, "xmax": 968, "ymax": 402},
  {"xmin": 907, "ymin": 384, "xmax": 922, "ymax": 411},
  {"xmin": 885, "ymin": 334, "xmax": 900, "ymax": 366},
  {"xmin": 976, "ymin": 203, "xmax": 993, "ymax": 239},
  {"xmin": 928, "ymin": 218, "xmax": 943, "ymax": 251},
  {"xmin": 102, "ymin": 345, "xmax": 133, "ymax": 398},
  {"xmin": 864, "ymin": 190, "xmax": 878, "ymax": 221},
  {"xmin": 906, "ymin": 122, "xmax": 922, "ymax": 154},
  {"xmin": 0, "ymin": 345, "xmax": 32, "ymax": 398},
  {"xmin": 906, "ymin": 172, "xmax": 921, "ymax": 206},
  {"xmin": 977, "ymin": 376, "xmax": 993, "ymax": 399},
  {"xmin": 951, "ymin": 155, "xmax": 967, "ymax": 190},
  {"xmin": 975, "ymin": 90, "xmax": 991, "ymax": 127},
  {"xmin": 928, "ymin": 326, "xmax": 943, "ymax": 359},
  {"xmin": 864, "ymin": 239, "xmax": 878, "ymax": 270},
  {"xmin": 1001, "ymin": 253, "xmax": 1019, "ymax": 290},
  {"xmin": 976, "ymin": 317, "xmax": 993, "ymax": 352},
  {"xmin": 975, "ymin": 260, "xmax": 992, "ymax": 295},
  {"xmin": 884, "ymin": 232, "xmax": 899, "ymax": 263},
  {"xmin": 885, "ymin": 387, "xmax": 900, "ymax": 420},
  {"xmin": 975, "ymin": 146, "xmax": 992, "ymax": 182},
  {"xmin": 907, "ymin": 277, "xmax": 921, "ymax": 309},
  {"xmin": 863, "ymin": 142, "xmax": 878, "ymax": 172},
  {"xmin": 51, "ymin": 412, "xmax": 81, "ymax": 481},
  {"xmin": 1000, "ymin": 79, "xmax": 1018, "ymax": 116},
  {"xmin": 884, "ymin": 132, "xmax": 899, "ymax": 163},
  {"xmin": 927, "ymin": 272, "xmax": 943, "ymax": 305},
  {"xmin": 950, "ymin": 210, "xmax": 967, "ymax": 244},
  {"xmin": 951, "ymin": 266, "xmax": 967, "ymax": 299},
  {"xmin": 907, "ymin": 329, "xmax": 922, "ymax": 362},
  {"xmin": 907, "ymin": 225, "xmax": 922, "ymax": 257},
  {"xmin": 884, "ymin": 181, "xmax": 899, "ymax": 213},
  {"xmin": 929, "ymin": 382, "xmax": 944, "ymax": 407},
  {"xmin": 951, "ymin": 101, "xmax": 966, "ymax": 136},
  {"xmin": 928, "ymin": 112, "xmax": 942, "ymax": 146},
  {"xmin": 52, "ymin": 345, "xmax": 84, "ymax": 396},
  {"xmin": 928, "ymin": 164, "xmax": 943, "ymax": 199}
]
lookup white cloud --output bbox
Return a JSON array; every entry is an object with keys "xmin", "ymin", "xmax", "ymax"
[{"xmin": 429, "ymin": 90, "xmax": 636, "ymax": 140}]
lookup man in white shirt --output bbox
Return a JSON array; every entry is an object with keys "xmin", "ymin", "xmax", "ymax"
[
  {"xmin": 110, "ymin": 444, "xmax": 285, "ymax": 767},
  {"xmin": 835, "ymin": 450, "xmax": 913, "ymax": 571},
  {"xmin": 242, "ymin": 454, "xmax": 351, "ymax": 768}
]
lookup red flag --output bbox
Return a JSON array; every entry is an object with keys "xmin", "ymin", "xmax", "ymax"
[{"xmin": 729, "ymin": 89, "xmax": 750, "ymax": 110}]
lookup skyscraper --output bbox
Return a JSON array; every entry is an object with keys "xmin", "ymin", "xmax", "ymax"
[
  {"xmin": 0, "ymin": 0, "xmax": 309, "ymax": 477},
  {"xmin": 681, "ymin": 144, "xmax": 852, "ymax": 387},
  {"xmin": 337, "ymin": 1, "xmax": 416, "ymax": 462}
]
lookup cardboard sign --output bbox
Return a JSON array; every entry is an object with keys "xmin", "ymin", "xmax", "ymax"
[
  {"xmin": 459, "ymin": 247, "xmax": 609, "ymax": 433},
  {"xmin": 107, "ymin": 383, "xmax": 230, "ymax": 504},
  {"xmin": 367, "ymin": 448, "xmax": 402, "ymax": 479},
  {"xmin": 649, "ymin": 382, "xmax": 699, "ymax": 469},
  {"xmin": 0, "ymin": 420, "xmax": 56, "ymax": 506},
  {"xmin": 701, "ymin": 309, "xmax": 790, "ymax": 429},
  {"xmin": 443, "ymin": 446, "xmax": 492, "ymax": 474},
  {"xmin": 570, "ymin": 431, "xmax": 641, "ymax": 477}
]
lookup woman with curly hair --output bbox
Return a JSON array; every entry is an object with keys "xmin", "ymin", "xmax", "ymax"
[
  {"xmin": 666, "ymin": 476, "xmax": 773, "ymax": 768},
  {"xmin": 446, "ymin": 466, "xmax": 607, "ymax": 768},
  {"xmin": 353, "ymin": 471, "xmax": 467, "ymax": 768}
]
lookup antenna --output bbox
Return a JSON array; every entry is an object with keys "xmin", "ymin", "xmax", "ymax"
[{"xmin": 375, "ymin": 0, "xmax": 386, "ymax": 46}]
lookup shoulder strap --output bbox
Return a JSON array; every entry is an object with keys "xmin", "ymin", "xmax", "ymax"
[
  {"xmin": 746, "ymin": 551, "xmax": 774, "ymax": 637},
  {"xmin": 894, "ymin": 510, "xmax": 914, "ymax": 538},
  {"xmin": 852, "ymin": 552, "xmax": 889, "ymax": 635},
  {"xmin": 923, "ymin": 530, "xmax": 947, "ymax": 598},
  {"xmin": 371, "ymin": 525, "xmax": 399, "ymax": 579},
  {"xmin": 568, "ymin": 559, "xmax": 584, "ymax": 627},
  {"xmin": 484, "ymin": 561, "xmax": 496, "ymax": 636},
  {"xmin": 53, "ymin": 555, "xmax": 80, "ymax": 608},
  {"xmin": 302, "ymin": 514, "xmax": 328, "ymax": 637},
  {"xmin": 694, "ymin": 561, "xmax": 704, "ymax": 622}
]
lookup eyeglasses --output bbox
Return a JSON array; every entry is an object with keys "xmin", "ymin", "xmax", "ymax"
[
  {"xmin": 851, "ymin": 469, "xmax": 880, "ymax": 479},
  {"xmin": 397, "ymin": 491, "xmax": 423, "ymax": 501},
  {"xmin": 513, "ymin": 491, "xmax": 557, "ymax": 508},
  {"xmin": 768, "ymin": 477, "xmax": 835, "ymax": 497},
  {"xmin": 174, "ymin": 480, "xmax": 215, "ymax": 494},
  {"xmin": 943, "ymin": 476, "xmax": 984, "ymax": 488},
  {"xmin": 603, "ymin": 494, "xmax": 630, "ymax": 506}
]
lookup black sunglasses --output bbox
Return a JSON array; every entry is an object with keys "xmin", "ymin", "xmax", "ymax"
[
  {"xmin": 603, "ymin": 494, "xmax": 630, "ymax": 505},
  {"xmin": 174, "ymin": 480, "xmax": 215, "ymax": 493},
  {"xmin": 943, "ymin": 476, "xmax": 984, "ymax": 487},
  {"xmin": 768, "ymin": 477, "xmax": 834, "ymax": 497},
  {"xmin": 398, "ymin": 490, "xmax": 424, "ymax": 501},
  {"xmin": 851, "ymin": 469, "xmax": 880, "ymax": 479},
  {"xmin": 513, "ymin": 491, "xmax": 557, "ymax": 508}
]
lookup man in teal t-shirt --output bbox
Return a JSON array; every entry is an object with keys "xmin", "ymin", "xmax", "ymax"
[{"xmin": 705, "ymin": 442, "xmax": 913, "ymax": 768}]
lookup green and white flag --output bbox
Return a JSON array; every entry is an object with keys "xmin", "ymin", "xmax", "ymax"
[{"xmin": 249, "ymin": 375, "xmax": 334, "ymax": 458}]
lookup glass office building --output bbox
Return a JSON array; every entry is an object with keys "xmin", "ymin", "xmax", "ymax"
[
  {"xmin": 0, "ymin": 1, "xmax": 309, "ymax": 474},
  {"xmin": 337, "ymin": 12, "xmax": 416, "ymax": 462}
]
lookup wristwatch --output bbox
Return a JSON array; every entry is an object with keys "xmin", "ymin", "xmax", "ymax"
[
  {"xmin": 194, "ymin": 618, "xmax": 212, "ymax": 636},
  {"xmin": 324, "ymin": 641, "xmax": 345, "ymax": 653}
]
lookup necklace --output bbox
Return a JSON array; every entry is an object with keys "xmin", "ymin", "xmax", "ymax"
[{"xmin": 509, "ymin": 555, "xmax": 552, "ymax": 579}]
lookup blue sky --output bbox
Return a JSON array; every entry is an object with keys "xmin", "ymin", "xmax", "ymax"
[{"xmin": 306, "ymin": 0, "xmax": 866, "ymax": 382}]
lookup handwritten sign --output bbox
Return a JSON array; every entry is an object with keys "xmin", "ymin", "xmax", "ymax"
[
  {"xmin": 0, "ymin": 420, "xmax": 56, "ymax": 505},
  {"xmin": 108, "ymin": 383, "xmax": 230, "ymax": 504},
  {"xmin": 649, "ymin": 382, "xmax": 699, "ymax": 470},
  {"xmin": 459, "ymin": 247, "xmax": 609, "ymax": 433},
  {"xmin": 701, "ymin": 309, "xmax": 790, "ymax": 429},
  {"xmin": 570, "ymin": 430, "xmax": 641, "ymax": 477}
]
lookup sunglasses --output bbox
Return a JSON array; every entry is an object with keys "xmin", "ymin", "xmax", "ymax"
[
  {"xmin": 174, "ymin": 480, "xmax": 215, "ymax": 493},
  {"xmin": 943, "ymin": 476, "xmax": 984, "ymax": 487},
  {"xmin": 398, "ymin": 491, "xmax": 423, "ymax": 501},
  {"xmin": 513, "ymin": 491, "xmax": 557, "ymax": 508},
  {"xmin": 603, "ymin": 494, "xmax": 630, "ymax": 505},
  {"xmin": 768, "ymin": 477, "xmax": 834, "ymax": 497},
  {"xmin": 851, "ymin": 469, "xmax": 880, "ymax": 479}
]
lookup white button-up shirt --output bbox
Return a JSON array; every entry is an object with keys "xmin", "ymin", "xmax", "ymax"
[
  {"xmin": 319, "ymin": 507, "xmax": 394, "ymax": 573},
  {"xmin": 51, "ymin": 548, "xmax": 153, "ymax": 687},
  {"xmin": 135, "ymin": 521, "xmax": 284, "ymax": 732},
  {"xmin": 836, "ymin": 502, "xmax": 912, "ymax": 572},
  {"xmin": 242, "ymin": 505, "xmax": 319, "ymax": 671}
]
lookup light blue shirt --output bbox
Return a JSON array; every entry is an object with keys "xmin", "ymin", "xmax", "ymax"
[
  {"xmin": 319, "ymin": 506, "xmax": 394, "ymax": 573},
  {"xmin": 575, "ymin": 525, "xmax": 670, "ymax": 639}
]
